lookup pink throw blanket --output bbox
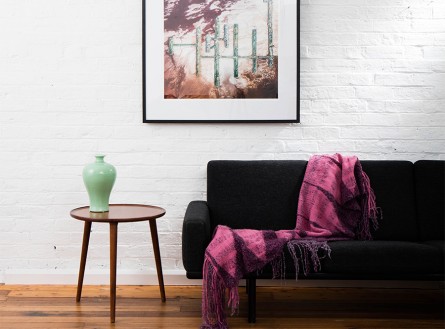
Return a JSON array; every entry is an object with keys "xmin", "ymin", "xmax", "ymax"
[{"xmin": 201, "ymin": 154, "xmax": 379, "ymax": 329}]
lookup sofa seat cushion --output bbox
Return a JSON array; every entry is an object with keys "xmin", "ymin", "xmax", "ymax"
[
  {"xmin": 423, "ymin": 240, "xmax": 445, "ymax": 252},
  {"xmin": 256, "ymin": 240, "xmax": 443, "ymax": 280},
  {"xmin": 321, "ymin": 240, "xmax": 443, "ymax": 275},
  {"xmin": 422, "ymin": 240, "xmax": 444, "ymax": 269}
]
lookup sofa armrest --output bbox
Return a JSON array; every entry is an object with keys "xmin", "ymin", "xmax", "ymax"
[{"xmin": 182, "ymin": 201, "xmax": 212, "ymax": 278}]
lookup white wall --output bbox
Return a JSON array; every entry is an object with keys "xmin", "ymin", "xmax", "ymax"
[{"xmin": 0, "ymin": 0, "xmax": 444, "ymax": 284}]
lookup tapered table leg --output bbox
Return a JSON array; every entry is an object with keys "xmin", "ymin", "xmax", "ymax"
[
  {"xmin": 110, "ymin": 222, "xmax": 118, "ymax": 323},
  {"xmin": 71, "ymin": 204, "xmax": 166, "ymax": 323},
  {"xmin": 149, "ymin": 220, "xmax": 166, "ymax": 302},
  {"xmin": 76, "ymin": 221, "xmax": 92, "ymax": 302}
]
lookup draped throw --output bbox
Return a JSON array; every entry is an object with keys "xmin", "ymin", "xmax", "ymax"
[{"xmin": 201, "ymin": 154, "xmax": 379, "ymax": 329}]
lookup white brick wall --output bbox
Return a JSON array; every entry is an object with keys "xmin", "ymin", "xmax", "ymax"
[{"xmin": 0, "ymin": 0, "xmax": 444, "ymax": 284}]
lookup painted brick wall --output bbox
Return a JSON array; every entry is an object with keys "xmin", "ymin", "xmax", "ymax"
[{"xmin": 0, "ymin": 0, "xmax": 444, "ymax": 283}]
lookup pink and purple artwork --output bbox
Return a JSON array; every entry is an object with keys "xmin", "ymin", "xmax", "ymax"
[{"xmin": 164, "ymin": 0, "xmax": 279, "ymax": 99}]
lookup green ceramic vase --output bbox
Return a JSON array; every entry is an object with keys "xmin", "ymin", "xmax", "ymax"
[{"xmin": 82, "ymin": 155, "xmax": 116, "ymax": 212}]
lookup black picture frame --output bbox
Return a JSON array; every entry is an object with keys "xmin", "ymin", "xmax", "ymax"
[{"xmin": 143, "ymin": 0, "xmax": 300, "ymax": 123}]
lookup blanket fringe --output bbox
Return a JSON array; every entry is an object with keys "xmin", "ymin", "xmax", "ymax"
[
  {"xmin": 357, "ymin": 170, "xmax": 381, "ymax": 240},
  {"xmin": 201, "ymin": 258, "xmax": 229, "ymax": 329},
  {"xmin": 270, "ymin": 252, "xmax": 286, "ymax": 280},
  {"xmin": 287, "ymin": 240, "xmax": 331, "ymax": 279}
]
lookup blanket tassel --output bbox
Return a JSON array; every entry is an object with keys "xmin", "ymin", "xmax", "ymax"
[
  {"xmin": 201, "ymin": 258, "xmax": 230, "ymax": 329},
  {"xmin": 287, "ymin": 240, "xmax": 331, "ymax": 279}
]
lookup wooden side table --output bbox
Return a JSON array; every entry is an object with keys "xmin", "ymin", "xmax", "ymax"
[{"xmin": 70, "ymin": 204, "xmax": 166, "ymax": 323}]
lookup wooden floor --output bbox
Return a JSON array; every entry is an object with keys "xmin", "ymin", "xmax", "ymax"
[{"xmin": 0, "ymin": 284, "xmax": 443, "ymax": 329}]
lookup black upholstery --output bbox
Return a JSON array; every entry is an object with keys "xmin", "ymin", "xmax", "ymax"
[
  {"xmin": 182, "ymin": 201, "xmax": 211, "ymax": 278},
  {"xmin": 361, "ymin": 161, "xmax": 418, "ymax": 241},
  {"xmin": 207, "ymin": 160, "xmax": 307, "ymax": 232},
  {"xmin": 183, "ymin": 160, "xmax": 445, "ymax": 280},
  {"xmin": 414, "ymin": 160, "xmax": 445, "ymax": 241},
  {"xmin": 257, "ymin": 240, "xmax": 444, "ymax": 278},
  {"xmin": 182, "ymin": 159, "xmax": 445, "ymax": 323},
  {"xmin": 322, "ymin": 240, "xmax": 443, "ymax": 274}
]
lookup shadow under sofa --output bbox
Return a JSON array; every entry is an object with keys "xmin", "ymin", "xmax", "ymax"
[{"xmin": 182, "ymin": 160, "xmax": 445, "ymax": 323}]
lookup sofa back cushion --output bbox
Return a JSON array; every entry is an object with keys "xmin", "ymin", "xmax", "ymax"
[
  {"xmin": 361, "ymin": 161, "xmax": 418, "ymax": 241},
  {"xmin": 207, "ymin": 160, "xmax": 307, "ymax": 232},
  {"xmin": 414, "ymin": 160, "xmax": 445, "ymax": 241}
]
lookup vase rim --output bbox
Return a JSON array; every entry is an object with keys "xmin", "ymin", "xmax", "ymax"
[{"xmin": 95, "ymin": 154, "xmax": 106, "ymax": 162}]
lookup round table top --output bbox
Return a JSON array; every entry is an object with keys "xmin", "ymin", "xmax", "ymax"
[{"xmin": 70, "ymin": 204, "xmax": 166, "ymax": 223}]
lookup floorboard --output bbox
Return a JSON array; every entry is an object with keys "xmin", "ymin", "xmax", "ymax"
[{"xmin": 0, "ymin": 285, "xmax": 443, "ymax": 328}]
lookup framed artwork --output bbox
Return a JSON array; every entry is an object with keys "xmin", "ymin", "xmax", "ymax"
[{"xmin": 143, "ymin": 0, "xmax": 299, "ymax": 123}]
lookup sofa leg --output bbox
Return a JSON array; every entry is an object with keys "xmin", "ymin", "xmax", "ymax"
[{"xmin": 247, "ymin": 278, "xmax": 256, "ymax": 323}]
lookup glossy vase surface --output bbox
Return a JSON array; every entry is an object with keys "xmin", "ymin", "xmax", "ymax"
[{"xmin": 82, "ymin": 155, "xmax": 116, "ymax": 212}]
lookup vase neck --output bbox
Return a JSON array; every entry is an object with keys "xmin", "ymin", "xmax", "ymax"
[{"xmin": 95, "ymin": 155, "xmax": 105, "ymax": 163}]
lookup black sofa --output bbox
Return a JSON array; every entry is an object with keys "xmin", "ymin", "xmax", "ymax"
[{"xmin": 182, "ymin": 160, "xmax": 444, "ymax": 323}]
